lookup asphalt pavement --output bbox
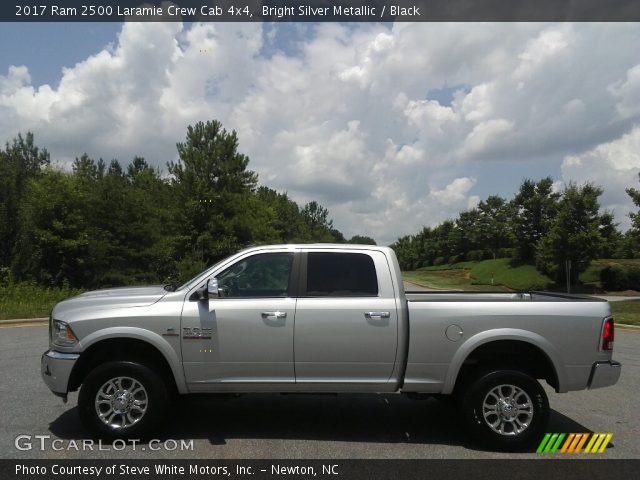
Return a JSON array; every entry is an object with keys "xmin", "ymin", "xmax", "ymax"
[{"xmin": 0, "ymin": 323, "xmax": 638, "ymax": 459}]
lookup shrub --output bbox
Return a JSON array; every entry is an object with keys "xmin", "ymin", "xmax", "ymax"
[
  {"xmin": 497, "ymin": 248, "xmax": 516, "ymax": 258},
  {"xmin": 448, "ymin": 255, "xmax": 461, "ymax": 264},
  {"xmin": 600, "ymin": 265, "xmax": 640, "ymax": 291},
  {"xmin": 466, "ymin": 250, "xmax": 487, "ymax": 261},
  {"xmin": 628, "ymin": 268, "xmax": 640, "ymax": 290},
  {"xmin": 433, "ymin": 256, "xmax": 446, "ymax": 266}
]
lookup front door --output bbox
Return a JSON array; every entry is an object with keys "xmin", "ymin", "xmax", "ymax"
[{"xmin": 181, "ymin": 252, "xmax": 296, "ymax": 391}]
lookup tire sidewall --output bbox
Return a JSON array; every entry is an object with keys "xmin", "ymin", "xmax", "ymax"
[
  {"xmin": 78, "ymin": 361, "xmax": 168, "ymax": 440},
  {"xmin": 463, "ymin": 369, "xmax": 549, "ymax": 451}
]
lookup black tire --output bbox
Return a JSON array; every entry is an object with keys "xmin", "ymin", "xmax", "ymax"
[
  {"xmin": 461, "ymin": 369, "xmax": 549, "ymax": 451},
  {"xmin": 78, "ymin": 361, "xmax": 169, "ymax": 439}
]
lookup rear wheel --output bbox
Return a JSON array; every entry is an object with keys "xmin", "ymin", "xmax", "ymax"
[
  {"xmin": 461, "ymin": 369, "xmax": 549, "ymax": 451},
  {"xmin": 78, "ymin": 361, "xmax": 168, "ymax": 439}
]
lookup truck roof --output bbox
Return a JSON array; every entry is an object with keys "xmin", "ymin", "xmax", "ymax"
[{"xmin": 240, "ymin": 243, "xmax": 391, "ymax": 252}]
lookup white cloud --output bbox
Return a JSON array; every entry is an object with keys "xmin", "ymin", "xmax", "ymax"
[
  {"xmin": 561, "ymin": 126, "xmax": 640, "ymax": 230},
  {"xmin": 1, "ymin": 22, "xmax": 640, "ymax": 245},
  {"xmin": 609, "ymin": 64, "xmax": 640, "ymax": 120}
]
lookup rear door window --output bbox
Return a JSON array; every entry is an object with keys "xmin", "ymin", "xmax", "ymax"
[{"xmin": 305, "ymin": 252, "xmax": 378, "ymax": 297}]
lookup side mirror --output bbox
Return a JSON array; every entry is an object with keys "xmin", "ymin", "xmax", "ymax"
[{"xmin": 207, "ymin": 278, "xmax": 220, "ymax": 298}]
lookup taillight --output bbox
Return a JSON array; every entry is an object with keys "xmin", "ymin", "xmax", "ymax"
[{"xmin": 601, "ymin": 317, "xmax": 614, "ymax": 351}]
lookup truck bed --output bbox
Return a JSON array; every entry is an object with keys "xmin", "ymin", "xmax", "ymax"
[{"xmin": 401, "ymin": 290, "xmax": 611, "ymax": 395}]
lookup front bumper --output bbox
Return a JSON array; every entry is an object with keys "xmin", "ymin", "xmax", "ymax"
[
  {"xmin": 588, "ymin": 361, "xmax": 622, "ymax": 389},
  {"xmin": 41, "ymin": 350, "xmax": 80, "ymax": 395}
]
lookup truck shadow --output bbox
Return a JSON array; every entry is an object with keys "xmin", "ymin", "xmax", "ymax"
[{"xmin": 48, "ymin": 393, "xmax": 598, "ymax": 453}]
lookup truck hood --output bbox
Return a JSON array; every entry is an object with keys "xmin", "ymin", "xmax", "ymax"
[{"xmin": 52, "ymin": 286, "xmax": 168, "ymax": 320}]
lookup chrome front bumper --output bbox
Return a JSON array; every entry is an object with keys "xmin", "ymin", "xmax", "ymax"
[
  {"xmin": 588, "ymin": 361, "xmax": 622, "ymax": 389},
  {"xmin": 41, "ymin": 350, "xmax": 79, "ymax": 395}
]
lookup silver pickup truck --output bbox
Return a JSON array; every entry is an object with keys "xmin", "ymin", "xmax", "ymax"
[{"xmin": 41, "ymin": 244, "xmax": 621, "ymax": 450}]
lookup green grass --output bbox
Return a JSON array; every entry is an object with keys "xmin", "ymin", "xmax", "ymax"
[
  {"xmin": 611, "ymin": 300, "xmax": 640, "ymax": 326},
  {"xmin": 403, "ymin": 268, "xmax": 507, "ymax": 291},
  {"xmin": 0, "ymin": 283, "xmax": 84, "ymax": 320},
  {"xmin": 469, "ymin": 259, "xmax": 551, "ymax": 290},
  {"xmin": 418, "ymin": 261, "xmax": 477, "ymax": 271},
  {"xmin": 404, "ymin": 258, "xmax": 552, "ymax": 291}
]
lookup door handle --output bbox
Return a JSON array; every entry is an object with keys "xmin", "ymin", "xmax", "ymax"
[
  {"xmin": 364, "ymin": 311, "xmax": 390, "ymax": 319},
  {"xmin": 261, "ymin": 311, "xmax": 287, "ymax": 319}
]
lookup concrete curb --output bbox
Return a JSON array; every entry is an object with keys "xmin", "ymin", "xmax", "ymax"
[
  {"xmin": 0, "ymin": 317, "xmax": 48, "ymax": 326},
  {"xmin": 616, "ymin": 323, "xmax": 640, "ymax": 331}
]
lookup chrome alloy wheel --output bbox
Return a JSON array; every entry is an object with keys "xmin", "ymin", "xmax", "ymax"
[
  {"xmin": 482, "ymin": 384, "xmax": 534, "ymax": 436},
  {"xmin": 94, "ymin": 376, "xmax": 148, "ymax": 429}
]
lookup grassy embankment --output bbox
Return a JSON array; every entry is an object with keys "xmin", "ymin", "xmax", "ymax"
[
  {"xmin": 403, "ymin": 258, "xmax": 551, "ymax": 291},
  {"xmin": 403, "ymin": 258, "xmax": 640, "ymax": 325},
  {"xmin": 0, "ymin": 283, "xmax": 84, "ymax": 320}
]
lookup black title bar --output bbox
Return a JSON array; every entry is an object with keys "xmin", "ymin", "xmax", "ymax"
[{"xmin": 5, "ymin": 0, "xmax": 640, "ymax": 22}]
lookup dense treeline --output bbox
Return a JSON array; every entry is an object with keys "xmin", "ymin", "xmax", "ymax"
[
  {"xmin": 391, "ymin": 176, "xmax": 640, "ymax": 286},
  {"xmin": 0, "ymin": 122, "xmax": 375, "ymax": 289}
]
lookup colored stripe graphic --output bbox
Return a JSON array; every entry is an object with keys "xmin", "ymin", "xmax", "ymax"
[
  {"xmin": 536, "ymin": 433, "xmax": 552, "ymax": 453},
  {"xmin": 560, "ymin": 433, "xmax": 575, "ymax": 453},
  {"xmin": 567, "ymin": 433, "xmax": 583, "ymax": 453},
  {"xmin": 537, "ymin": 433, "xmax": 612, "ymax": 454},
  {"xmin": 536, "ymin": 433, "xmax": 565, "ymax": 453},
  {"xmin": 598, "ymin": 433, "xmax": 613, "ymax": 453}
]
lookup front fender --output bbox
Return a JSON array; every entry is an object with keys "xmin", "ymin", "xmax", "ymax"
[{"xmin": 78, "ymin": 327, "xmax": 187, "ymax": 394}]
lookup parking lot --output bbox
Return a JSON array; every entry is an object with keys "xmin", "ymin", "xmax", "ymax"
[{"xmin": 1, "ymin": 323, "xmax": 638, "ymax": 459}]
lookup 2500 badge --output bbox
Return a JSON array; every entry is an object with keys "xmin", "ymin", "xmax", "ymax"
[{"xmin": 182, "ymin": 327, "xmax": 212, "ymax": 340}]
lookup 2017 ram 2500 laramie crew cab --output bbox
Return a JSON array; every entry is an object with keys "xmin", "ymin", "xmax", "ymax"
[{"xmin": 42, "ymin": 244, "xmax": 621, "ymax": 450}]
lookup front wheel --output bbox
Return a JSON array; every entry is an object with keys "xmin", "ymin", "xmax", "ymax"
[
  {"xmin": 78, "ymin": 361, "xmax": 169, "ymax": 439},
  {"xmin": 461, "ymin": 369, "xmax": 549, "ymax": 451}
]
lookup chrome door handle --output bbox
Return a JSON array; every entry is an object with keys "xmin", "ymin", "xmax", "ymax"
[
  {"xmin": 364, "ymin": 311, "xmax": 390, "ymax": 319},
  {"xmin": 261, "ymin": 311, "xmax": 287, "ymax": 319}
]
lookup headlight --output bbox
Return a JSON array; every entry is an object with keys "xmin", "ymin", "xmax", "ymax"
[{"xmin": 51, "ymin": 319, "xmax": 78, "ymax": 347}]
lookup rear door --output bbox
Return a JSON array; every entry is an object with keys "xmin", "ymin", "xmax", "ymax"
[{"xmin": 293, "ymin": 250, "xmax": 399, "ymax": 387}]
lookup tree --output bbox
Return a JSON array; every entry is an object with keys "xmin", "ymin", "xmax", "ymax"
[
  {"xmin": 0, "ymin": 133, "xmax": 50, "ymax": 268},
  {"xmin": 348, "ymin": 235, "xmax": 377, "ymax": 245},
  {"xmin": 475, "ymin": 195, "xmax": 514, "ymax": 259},
  {"xmin": 300, "ymin": 201, "xmax": 337, "ymax": 242},
  {"xmin": 12, "ymin": 169, "xmax": 91, "ymax": 286},
  {"xmin": 431, "ymin": 220, "xmax": 458, "ymax": 263},
  {"xmin": 167, "ymin": 120, "xmax": 266, "ymax": 265},
  {"xmin": 257, "ymin": 187, "xmax": 313, "ymax": 242},
  {"xmin": 535, "ymin": 183, "xmax": 610, "ymax": 284},
  {"xmin": 453, "ymin": 209, "xmax": 482, "ymax": 258},
  {"xmin": 511, "ymin": 177, "xmax": 560, "ymax": 262},
  {"xmin": 627, "ymin": 173, "xmax": 640, "ymax": 231},
  {"xmin": 390, "ymin": 235, "xmax": 419, "ymax": 270},
  {"xmin": 624, "ymin": 173, "xmax": 640, "ymax": 257}
]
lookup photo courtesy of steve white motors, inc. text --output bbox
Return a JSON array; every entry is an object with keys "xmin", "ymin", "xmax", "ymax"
[{"xmin": 15, "ymin": 463, "xmax": 338, "ymax": 477}]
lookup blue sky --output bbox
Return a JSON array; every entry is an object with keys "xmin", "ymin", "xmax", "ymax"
[
  {"xmin": 0, "ymin": 23, "xmax": 120, "ymax": 86},
  {"xmin": 1, "ymin": 22, "xmax": 638, "ymax": 244}
]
